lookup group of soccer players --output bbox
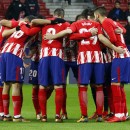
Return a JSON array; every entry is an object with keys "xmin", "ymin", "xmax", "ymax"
[{"xmin": 0, "ymin": 6, "xmax": 130, "ymax": 123}]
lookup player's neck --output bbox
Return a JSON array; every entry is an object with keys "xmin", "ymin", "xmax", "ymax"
[{"xmin": 99, "ymin": 16, "xmax": 106, "ymax": 24}]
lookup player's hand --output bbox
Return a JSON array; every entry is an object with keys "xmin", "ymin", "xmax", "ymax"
[
  {"xmin": 51, "ymin": 18, "xmax": 66, "ymax": 24},
  {"xmin": 115, "ymin": 27, "xmax": 123, "ymax": 34},
  {"xmin": 89, "ymin": 27, "xmax": 98, "ymax": 36},
  {"xmin": 18, "ymin": 20, "xmax": 27, "ymax": 26},
  {"xmin": 115, "ymin": 46, "xmax": 125, "ymax": 54},
  {"xmin": 44, "ymin": 33, "xmax": 54, "ymax": 40}
]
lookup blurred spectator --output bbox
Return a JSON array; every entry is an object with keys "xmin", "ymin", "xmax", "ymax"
[
  {"xmin": 124, "ymin": 17, "xmax": 130, "ymax": 51},
  {"xmin": 5, "ymin": 0, "xmax": 27, "ymax": 20},
  {"xmin": 124, "ymin": 2, "xmax": 130, "ymax": 20},
  {"xmin": 108, "ymin": 0, "xmax": 125, "ymax": 21},
  {"xmin": 24, "ymin": 0, "xmax": 40, "ymax": 16},
  {"xmin": 65, "ymin": 0, "xmax": 71, "ymax": 5}
]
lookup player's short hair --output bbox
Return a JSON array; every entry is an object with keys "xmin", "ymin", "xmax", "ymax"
[
  {"xmin": 81, "ymin": 8, "xmax": 89, "ymax": 19},
  {"xmin": 88, "ymin": 10, "xmax": 94, "ymax": 19},
  {"xmin": 115, "ymin": 0, "xmax": 121, "ymax": 4},
  {"xmin": 94, "ymin": 6, "xmax": 107, "ymax": 17},
  {"xmin": 54, "ymin": 8, "xmax": 65, "ymax": 17},
  {"xmin": 25, "ymin": 15, "xmax": 36, "ymax": 22},
  {"xmin": 75, "ymin": 14, "xmax": 85, "ymax": 21}
]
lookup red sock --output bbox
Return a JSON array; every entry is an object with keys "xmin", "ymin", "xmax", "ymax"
[
  {"xmin": 38, "ymin": 89, "xmax": 47, "ymax": 116},
  {"xmin": 2, "ymin": 94, "xmax": 9, "ymax": 115},
  {"xmin": 78, "ymin": 86, "xmax": 88, "ymax": 117},
  {"xmin": 55, "ymin": 88, "xmax": 64, "ymax": 116},
  {"xmin": 62, "ymin": 87, "xmax": 67, "ymax": 114},
  {"xmin": 107, "ymin": 86, "xmax": 115, "ymax": 113},
  {"xmin": 111, "ymin": 85, "xmax": 121, "ymax": 114},
  {"xmin": 46, "ymin": 87, "xmax": 53, "ymax": 100},
  {"xmin": 12, "ymin": 96, "xmax": 22, "ymax": 116},
  {"xmin": 32, "ymin": 87, "xmax": 41, "ymax": 115},
  {"xmin": 20, "ymin": 90, "xmax": 23, "ymax": 112},
  {"xmin": 0, "ymin": 87, "xmax": 3, "ymax": 113},
  {"xmin": 120, "ymin": 87, "xmax": 127, "ymax": 114},
  {"xmin": 96, "ymin": 87, "xmax": 104, "ymax": 116}
]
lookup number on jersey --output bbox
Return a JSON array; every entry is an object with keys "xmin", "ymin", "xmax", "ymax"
[{"xmin": 79, "ymin": 28, "xmax": 97, "ymax": 45}]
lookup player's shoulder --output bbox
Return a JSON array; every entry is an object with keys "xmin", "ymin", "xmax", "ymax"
[{"xmin": 104, "ymin": 18, "xmax": 114, "ymax": 24}]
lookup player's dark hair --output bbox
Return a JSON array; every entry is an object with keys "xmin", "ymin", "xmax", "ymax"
[
  {"xmin": 88, "ymin": 10, "xmax": 95, "ymax": 19},
  {"xmin": 115, "ymin": 0, "xmax": 121, "ymax": 4},
  {"xmin": 94, "ymin": 6, "xmax": 107, "ymax": 17},
  {"xmin": 25, "ymin": 15, "xmax": 36, "ymax": 22},
  {"xmin": 81, "ymin": 8, "xmax": 89, "ymax": 19},
  {"xmin": 128, "ymin": 2, "xmax": 130, "ymax": 5},
  {"xmin": 75, "ymin": 14, "xmax": 85, "ymax": 21},
  {"xmin": 54, "ymin": 8, "xmax": 65, "ymax": 17}
]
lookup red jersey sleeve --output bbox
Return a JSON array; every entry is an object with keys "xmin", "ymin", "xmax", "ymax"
[
  {"xmin": 103, "ymin": 20, "xmax": 117, "ymax": 44},
  {"xmin": 117, "ymin": 22, "xmax": 126, "ymax": 34},
  {"xmin": 20, "ymin": 24, "xmax": 41, "ymax": 36},
  {"xmin": 69, "ymin": 22, "xmax": 77, "ymax": 33},
  {"xmin": 69, "ymin": 32, "xmax": 92, "ymax": 40},
  {"xmin": 11, "ymin": 19, "xmax": 19, "ymax": 28}
]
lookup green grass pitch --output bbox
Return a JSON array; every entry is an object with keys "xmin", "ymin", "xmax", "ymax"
[{"xmin": 0, "ymin": 84, "xmax": 130, "ymax": 130}]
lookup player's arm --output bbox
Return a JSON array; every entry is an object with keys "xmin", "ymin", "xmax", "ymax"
[
  {"xmin": 102, "ymin": 21, "xmax": 117, "ymax": 44},
  {"xmin": 98, "ymin": 34, "xmax": 124, "ymax": 54},
  {"xmin": 31, "ymin": 19, "xmax": 51, "ymax": 26},
  {"xmin": 44, "ymin": 28, "xmax": 73, "ymax": 40},
  {"xmin": 115, "ymin": 22, "xmax": 126, "ymax": 34},
  {"xmin": 69, "ymin": 28, "xmax": 98, "ymax": 40},
  {"xmin": 31, "ymin": 18, "xmax": 66, "ymax": 26},
  {"xmin": 2, "ymin": 28, "xmax": 16, "ymax": 37},
  {"xmin": 0, "ymin": 19, "xmax": 19, "ymax": 28},
  {"xmin": 20, "ymin": 24, "xmax": 41, "ymax": 36}
]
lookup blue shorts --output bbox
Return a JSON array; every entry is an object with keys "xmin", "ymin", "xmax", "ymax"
[
  {"xmin": 29, "ymin": 61, "xmax": 39, "ymax": 85},
  {"xmin": 111, "ymin": 57, "xmax": 130, "ymax": 83},
  {"xmin": 0, "ymin": 54, "xmax": 3, "ymax": 86},
  {"xmin": 0, "ymin": 53, "xmax": 24, "ymax": 83},
  {"xmin": 78, "ymin": 63, "xmax": 104, "ymax": 85},
  {"xmin": 64, "ymin": 61, "xmax": 78, "ymax": 81},
  {"xmin": 38, "ymin": 56, "xmax": 65, "ymax": 86},
  {"xmin": 104, "ymin": 63, "xmax": 111, "ymax": 86}
]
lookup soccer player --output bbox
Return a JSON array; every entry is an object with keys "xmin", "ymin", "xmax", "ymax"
[
  {"xmin": 94, "ymin": 6, "xmax": 130, "ymax": 122},
  {"xmin": 44, "ymin": 11, "xmax": 125, "ymax": 122},
  {"xmin": 1, "ymin": 15, "xmax": 41, "ymax": 122},
  {"xmin": 31, "ymin": 8, "xmax": 70, "ymax": 122},
  {"xmin": 0, "ymin": 19, "xmax": 20, "ymax": 121}
]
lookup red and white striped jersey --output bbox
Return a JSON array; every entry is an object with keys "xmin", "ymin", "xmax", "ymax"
[
  {"xmin": 69, "ymin": 19, "xmax": 104, "ymax": 64},
  {"xmin": 40, "ymin": 47, "xmax": 63, "ymax": 59},
  {"xmin": 40, "ymin": 19, "xmax": 70, "ymax": 59},
  {"xmin": 1, "ymin": 23, "xmax": 41, "ymax": 58},
  {"xmin": 63, "ymin": 39, "xmax": 78, "ymax": 62},
  {"xmin": 77, "ymin": 51, "xmax": 103, "ymax": 64},
  {"xmin": 102, "ymin": 48, "xmax": 113, "ymax": 63},
  {"xmin": 102, "ymin": 18, "xmax": 130, "ymax": 59},
  {"xmin": 0, "ymin": 19, "xmax": 19, "ymax": 49}
]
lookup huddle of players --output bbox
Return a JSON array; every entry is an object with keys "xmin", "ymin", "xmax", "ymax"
[{"xmin": 0, "ymin": 6, "xmax": 130, "ymax": 123}]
